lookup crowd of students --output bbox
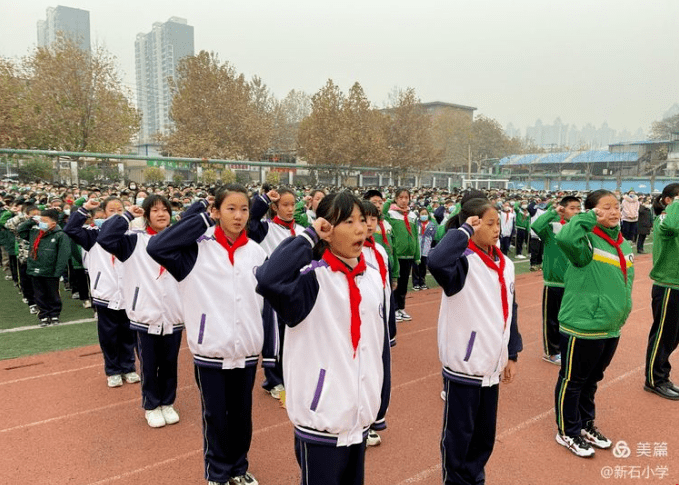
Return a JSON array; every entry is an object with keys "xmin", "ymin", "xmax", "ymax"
[{"xmin": 1, "ymin": 179, "xmax": 678, "ymax": 485}]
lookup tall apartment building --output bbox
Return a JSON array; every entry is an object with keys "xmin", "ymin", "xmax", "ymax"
[
  {"xmin": 37, "ymin": 5, "xmax": 90, "ymax": 52},
  {"xmin": 135, "ymin": 17, "xmax": 194, "ymax": 144}
]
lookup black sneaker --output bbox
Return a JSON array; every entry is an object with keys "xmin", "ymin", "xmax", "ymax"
[
  {"xmin": 50, "ymin": 317, "xmax": 60, "ymax": 326},
  {"xmin": 581, "ymin": 422, "xmax": 612, "ymax": 449},
  {"xmin": 420, "ymin": 284, "xmax": 429, "ymax": 290},
  {"xmin": 556, "ymin": 433, "xmax": 595, "ymax": 457},
  {"xmin": 39, "ymin": 318, "xmax": 50, "ymax": 328}
]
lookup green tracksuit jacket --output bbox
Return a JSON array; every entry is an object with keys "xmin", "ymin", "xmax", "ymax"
[
  {"xmin": 26, "ymin": 225, "xmax": 71, "ymax": 278},
  {"xmin": 555, "ymin": 210, "xmax": 635, "ymax": 339},
  {"xmin": 650, "ymin": 200, "xmax": 679, "ymax": 289},
  {"xmin": 531, "ymin": 208, "xmax": 569, "ymax": 287},
  {"xmin": 382, "ymin": 201, "xmax": 420, "ymax": 262}
]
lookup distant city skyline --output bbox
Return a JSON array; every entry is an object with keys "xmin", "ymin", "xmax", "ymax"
[{"xmin": 2, "ymin": 1, "xmax": 676, "ymax": 144}]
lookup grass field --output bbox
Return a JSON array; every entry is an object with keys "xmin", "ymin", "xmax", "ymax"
[{"xmin": 0, "ymin": 237, "xmax": 647, "ymax": 361}]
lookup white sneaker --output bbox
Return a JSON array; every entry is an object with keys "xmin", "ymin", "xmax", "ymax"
[
  {"xmin": 71, "ymin": 292, "xmax": 80, "ymax": 299},
  {"xmin": 123, "ymin": 372, "xmax": 140, "ymax": 384},
  {"xmin": 228, "ymin": 472, "xmax": 258, "ymax": 485},
  {"xmin": 160, "ymin": 405, "xmax": 180, "ymax": 425},
  {"xmin": 269, "ymin": 384, "xmax": 285, "ymax": 400},
  {"xmin": 83, "ymin": 300, "xmax": 92, "ymax": 308},
  {"xmin": 395, "ymin": 310, "xmax": 403, "ymax": 322},
  {"xmin": 366, "ymin": 429, "xmax": 381, "ymax": 447},
  {"xmin": 556, "ymin": 433, "xmax": 595, "ymax": 457},
  {"xmin": 399, "ymin": 310, "xmax": 412, "ymax": 321},
  {"xmin": 145, "ymin": 407, "xmax": 166, "ymax": 428},
  {"xmin": 29, "ymin": 304, "xmax": 39, "ymax": 314},
  {"xmin": 107, "ymin": 375, "xmax": 123, "ymax": 388},
  {"xmin": 516, "ymin": 255, "xmax": 526, "ymax": 259}
]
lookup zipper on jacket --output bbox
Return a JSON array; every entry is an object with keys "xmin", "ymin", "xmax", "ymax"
[
  {"xmin": 310, "ymin": 369, "xmax": 326, "ymax": 412},
  {"xmin": 131, "ymin": 287, "xmax": 140, "ymax": 311},
  {"xmin": 197, "ymin": 314, "xmax": 206, "ymax": 344},
  {"xmin": 463, "ymin": 331, "xmax": 477, "ymax": 362},
  {"xmin": 93, "ymin": 271, "xmax": 101, "ymax": 290}
]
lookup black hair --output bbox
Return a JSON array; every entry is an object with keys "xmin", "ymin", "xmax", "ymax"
[
  {"xmin": 363, "ymin": 189, "xmax": 383, "ymax": 200},
  {"xmin": 458, "ymin": 198, "xmax": 495, "ymax": 226},
  {"xmin": 142, "ymin": 194, "xmax": 171, "ymax": 222},
  {"xmin": 215, "ymin": 184, "xmax": 249, "ymax": 210},
  {"xmin": 361, "ymin": 200, "xmax": 380, "ymax": 219},
  {"xmin": 313, "ymin": 191, "xmax": 366, "ymax": 259},
  {"xmin": 584, "ymin": 189, "xmax": 615, "ymax": 210},
  {"xmin": 394, "ymin": 187, "xmax": 410, "ymax": 199},
  {"xmin": 653, "ymin": 183, "xmax": 679, "ymax": 216},
  {"xmin": 559, "ymin": 196, "xmax": 581, "ymax": 207},
  {"xmin": 445, "ymin": 189, "xmax": 488, "ymax": 231},
  {"xmin": 41, "ymin": 208, "xmax": 59, "ymax": 222},
  {"xmin": 23, "ymin": 204, "xmax": 39, "ymax": 214},
  {"xmin": 101, "ymin": 197, "xmax": 122, "ymax": 213}
]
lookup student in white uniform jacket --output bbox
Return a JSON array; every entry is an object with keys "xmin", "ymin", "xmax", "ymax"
[
  {"xmin": 256, "ymin": 192, "xmax": 392, "ymax": 485},
  {"xmin": 147, "ymin": 185, "xmax": 272, "ymax": 485},
  {"xmin": 98, "ymin": 195, "xmax": 189, "ymax": 429}
]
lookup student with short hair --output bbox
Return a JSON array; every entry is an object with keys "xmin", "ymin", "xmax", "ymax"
[
  {"xmin": 24, "ymin": 209, "xmax": 71, "ymax": 326},
  {"xmin": 531, "ymin": 195, "xmax": 581, "ymax": 365},
  {"xmin": 554, "ymin": 189, "xmax": 634, "ymax": 457},
  {"xmin": 98, "ymin": 195, "xmax": 186, "ymax": 428},
  {"xmin": 255, "ymin": 191, "xmax": 392, "ymax": 485},
  {"xmin": 428, "ymin": 197, "xmax": 522, "ymax": 485}
]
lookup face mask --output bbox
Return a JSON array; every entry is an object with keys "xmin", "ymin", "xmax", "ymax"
[
  {"xmin": 63, "ymin": 209, "xmax": 70, "ymax": 216},
  {"xmin": 38, "ymin": 221, "xmax": 49, "ymax": 231},
  {"xmin": 420, "ymin": 215, "xmax": 428, "ymax": 222},
  {"xmin": 521, "ymin": 204, "xmax": 528, "ymax": 210},
  {"xmin": 135, "ymin": 197, "xmax": 145, "ymax": 206},
  {"xmin": 94, "ymin": 219, "xmax": 106, "ymax": 228},
  {"xmin": 503, "ymin": 206, "xmax": 511, "ymax": 212},
  {"xmin": 172, "ymin": 211, "xmax": 179, "ymax": 217},
  {"xmin": 32, "ymin": 215, "xmax": 41, "ymax": 223},
  {"xmin": 447, "ymin": 206, "xmax": 454, "ymax": 212}
]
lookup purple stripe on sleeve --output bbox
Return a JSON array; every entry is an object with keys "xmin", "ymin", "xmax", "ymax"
[
  {"xmin": 197, "ymin": 314, "xmax": 206, "ymax": 345},
  {"xmin": 300, "ymin": 259, "xmax": 329, "ymax": 275},
  {"xmin": 310, "ymin": 369, "xmax": 326, "ymax": 411},
  {"xmin": 463, "ymin": 331, "xmax": 477, "ymax": 362}
]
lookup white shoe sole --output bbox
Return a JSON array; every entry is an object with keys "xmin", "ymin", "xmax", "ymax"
[{"xmin": 555, "ymin": 433, "xmax": 595, "ymax": 457}]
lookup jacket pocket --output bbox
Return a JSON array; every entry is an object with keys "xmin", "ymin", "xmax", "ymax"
[
  {"xmin": 93, "ymin": 271, "xmax": 102, "ymax": 290},
  {"xmin": 463, "ymin": 331, "xmax": 477, "ymax": 362},
  {"xmin": 131, "ymin": 287, "xmax": 140, "ymax": 311},
  {"xmin": 310, "ymin": 369, "xmax": 326, "ymax": 412},
  {"xmin": 197, "ymin": 314, "xmax": 206, "ymax": 344}
]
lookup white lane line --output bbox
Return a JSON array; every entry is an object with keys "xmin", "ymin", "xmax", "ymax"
[
  {"xmin": 0, "ymin": 317, "xmax": 96, "ymax": 334},
  {"xmin": 395, "ymin": 364, "xmax": 645, "ymax": 484}
]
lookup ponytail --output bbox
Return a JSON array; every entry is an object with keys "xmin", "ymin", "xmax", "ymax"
[{"xmin": 653, "ymin": 183, "xmax": 679, "ymax": 216}]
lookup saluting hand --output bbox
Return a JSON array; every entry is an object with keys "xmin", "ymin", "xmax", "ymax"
[
  {"xmin": 313, "ymin": 217, "xmax": 332, "ymax": 241},
  {"xmin": 129, "ymin": 205, "xmax": 144, "ymax": 218},
  {"xmin": 465, "ymin": 216, "xmax": 481, "ymax": 232},
  {"xmin": 267, "ymin": 190, "xmax": 280, "ymax": 203},
  {"xmin": 83, "ymin": 199, "xmax": 99, "ymax": 210}
]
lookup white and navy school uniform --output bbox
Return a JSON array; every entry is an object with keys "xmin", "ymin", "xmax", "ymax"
[
  {"xmin": 428, "ymin": 223, "xmax": 522, "ymax": 485},
  {"xmin": 64, "ymin": 208, "xmax": 136, "ymax": 377},
  {"xmin": 147, "ymin": 200, "xmax": 273, "ymax": 484},
  {"xmin": 256, "ymin": 228, "xmax": 392, "ymax": 485},
  {"xmin": 97, "ymin": 212, "xmax": 184, "ymax": 411},
  {"xmin": 499, "ymin": 209, "xmax": 516, "ymax": 256},
  {"xmin": 248, "ymin": 193, "xmax": 305, "ymax": 392}
]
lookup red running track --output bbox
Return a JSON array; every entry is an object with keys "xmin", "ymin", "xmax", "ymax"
[{"xmin": 1, "ymin": 253, "xmax": 677, "ymax": 484}]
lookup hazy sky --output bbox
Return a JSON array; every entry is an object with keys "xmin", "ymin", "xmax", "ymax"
[{"xmin": 1, "ymin": 0, "xmax": 677, "ymax": 136}]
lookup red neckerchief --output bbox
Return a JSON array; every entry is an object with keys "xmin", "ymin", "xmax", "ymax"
[
  {"xmin": 390, "ymin": 204, "xmax": 412, "ymax": 234},
  {"xmin": 420, "ymin": 220, "xmax": 428, "ymax": 235},
  {"xmin": 377, "ymin": 220, "xmax": 390, "ymax": 247},
  {"xmin": 146, "ymin": 226, "xmax": 166, "ymax": 277},
  {"xmin": 31, "ymin": 229, "xmax": 47, "ymax": 259},
  {"xmin": 214, "ymin": 226, "xmax": 249, "ymax": 265},
  {"xmin": 322, "ymin": 249, "xmax": 367, "ymax": 358},
  {"xmin": 559, "ymin": 219, "xmax": 566, "ymax": 225},
  {"xmin": 272, "ymin": 216, "xmax": 296, "ymax": 236},
  {"xmin": 592, "ymin": 226, "xmax": 628, "ymax": 283},
  {"xmin": 363, "ymin": 237, "xmax": 387, "ymax": 287},
  {"xmin": 468, "ymin": 239, "xmax": 509, "ymax": 327}
]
